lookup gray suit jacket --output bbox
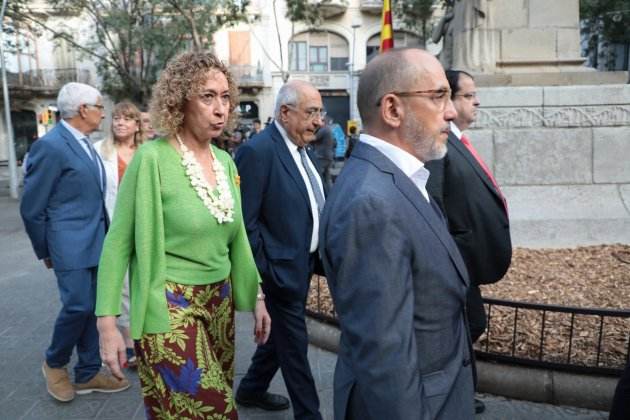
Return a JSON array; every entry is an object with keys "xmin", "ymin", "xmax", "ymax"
[{"xmin": 320, "ymin": 141, "xmax": 475, "ymax": 420}]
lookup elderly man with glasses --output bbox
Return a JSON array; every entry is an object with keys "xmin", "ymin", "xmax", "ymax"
[
  {"xmin": 320, "ymin": 49, "xmax": 476, "ymax": 419},
  {"xmin": 21, "ymin": 82, "xmax": 130, "ymax": 403},
  {"xmin": 234, "ymin": 80, "xmax": 325, "ymax": 419}
]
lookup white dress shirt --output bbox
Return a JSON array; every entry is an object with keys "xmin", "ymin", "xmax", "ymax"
[
  {"xmin": 450, "ymin": 121, "xmax": 463, "ymax": 140},
  {"xmin": 360, "ymin": 133, "xmax": 431, "ymax": 202},
  {"xmin": 275, "ymin": 121, "xmax": 324, "ymax": 252}
]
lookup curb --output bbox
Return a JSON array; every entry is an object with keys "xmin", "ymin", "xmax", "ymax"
[{"xmin": 306, "ymin": 316, "xmax": 617, "ymax": 412}]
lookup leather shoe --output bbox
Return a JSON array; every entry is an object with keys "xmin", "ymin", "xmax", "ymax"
[
  {"xmin": 42, "ymin": 362, "xmax": 75, "ymax": 402},
  {"xmin": 235, "ymin": 390, "xmax": 290, "ymax": 411},
  {"xmin": 74, "ymin": 372, "xmax": 130, "ymax": 395},
  {"xmin": 475, "ymin": 398, "xmax": 486, "ymax": 414}
]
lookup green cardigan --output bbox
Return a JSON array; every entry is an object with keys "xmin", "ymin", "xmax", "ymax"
[{"xmin": 95, "ymin": 138, "xmax": 260, "ymax": 339}]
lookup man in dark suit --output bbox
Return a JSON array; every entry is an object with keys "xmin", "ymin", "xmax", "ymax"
[
  {"xmin": 320, "ymin": 49, "xmax": 475, "ymax": 419},
  {"xmin": 425, "ymin": 70, "xmax": 512, "ymax": 414},
  {"xmin": 234, "ymin": 80, "xmax": 325, "ymax": 420},
  {"xmin": 21, "ymin": 83, "xmax": 129, "ymax": 403}
]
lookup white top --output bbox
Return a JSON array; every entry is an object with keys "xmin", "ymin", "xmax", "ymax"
[
  {"xmin": 360, "ymin": 133, "xmax": 430, "ymax": 202},
  {"xmin": 93, "ymin": 140, "xmax": 119, "ymax": 221},
  {"xmin": 275, "ymin": 121, "xmax": 324, "ymax": 252}
]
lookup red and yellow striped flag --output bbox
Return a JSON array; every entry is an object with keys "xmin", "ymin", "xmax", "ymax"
[{"xmin": 380, "ymin": 0, "xmax": 393, "ymax": 52}]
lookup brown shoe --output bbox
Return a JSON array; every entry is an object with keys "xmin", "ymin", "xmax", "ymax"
[
  {"xmin": 74, "ymin": 372, "xmax": 130, "ymax": 395},
  {"xmin": 42, "ymin": 362, "xmax": 75, "ymax": 402}
]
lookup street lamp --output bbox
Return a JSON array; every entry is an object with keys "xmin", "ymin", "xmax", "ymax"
[
  {"xmin": 0, "ymin": 0, "xmax": 18, "ymax": 199},
  {"xmin": 349, "ymin": 17, "xmax": 361, "ymax": 122}
]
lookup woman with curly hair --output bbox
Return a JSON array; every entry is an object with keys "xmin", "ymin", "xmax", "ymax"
[
  {"xmin": 95, "ymin": 51, "xmax": 271, "ymax": 419},
  {"xmin": 94, "ymin": 101, "xmax": 144, "ymax": 368}
]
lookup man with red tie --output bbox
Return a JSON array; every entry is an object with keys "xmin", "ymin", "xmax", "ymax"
[{"xmin": 426, "ymin": 69, "xmax": 512, "ymax": 415}]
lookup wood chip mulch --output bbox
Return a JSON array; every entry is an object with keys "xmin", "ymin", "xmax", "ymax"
[{"xmin": 307, "ymin": 245, "xmax": 630, "ymax": 370}]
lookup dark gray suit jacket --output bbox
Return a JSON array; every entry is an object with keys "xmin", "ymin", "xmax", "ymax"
[{"xmin": 320, "ymin": 141, "xmax": 475, "ymax": 420}]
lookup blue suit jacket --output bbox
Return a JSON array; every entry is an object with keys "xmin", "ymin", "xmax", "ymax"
[
  {"xmin": 235, "ymin": 123, "xmax": 322, "ymax": 302},
  {"xmin": 320, "ymin": 141, "xmax": 474, "ymax": 420},
  {"xmin": 20, "ymin": 123, "xmax": 107, "ymax": 271}
]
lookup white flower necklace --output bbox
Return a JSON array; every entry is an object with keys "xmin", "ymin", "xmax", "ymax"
[{"xmin": 175, "ymin": 134, "xmax": 234, "ymax": 223}]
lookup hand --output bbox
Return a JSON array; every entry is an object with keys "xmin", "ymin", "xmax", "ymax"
[
  {"xmin": 96, "ymin": 316, "xmax": 127, "ymax": 380},
  {"xmin": 253, "ymin": 299, "xmax": 271, "ymax": 345},
  {"xmin": 43, "ymin": 258, "xmax": 52, "ymax": 269}
]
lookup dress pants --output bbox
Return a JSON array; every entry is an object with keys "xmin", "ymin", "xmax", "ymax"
[
  {"xmin": 46, "ymin": 267, "xmax": 101, "ymax": 383},
  {"xmin": 238, "ymin": 292, "xmax": 321, "ymax": 420},
  {"xmin": 467, "ymin": 285, "xmax": 487, "ymax": 343},
  {"xmin": 609, "ymin": 362, "xmax": 630, "ymax": 420},
  {"xmin": 467, "ymin": 284, "xmax": 487, "ymax": 391}
]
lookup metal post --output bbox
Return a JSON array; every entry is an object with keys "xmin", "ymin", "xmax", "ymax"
[
  {"xmin": 0, "ymin": 0, "xmax": 18, "ymax": 199},
  {"xmin": 349, "ymin": 18, "xmax": 361, "ymax": 122}
]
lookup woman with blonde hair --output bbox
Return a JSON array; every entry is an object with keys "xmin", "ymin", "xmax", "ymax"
[
  {"xmin": 95, "ymin": 51, "xmax": 270, "ymax": 419},
  {"xmin": 94, "ymin": 101, "xmax": 144, "ymax": 367}
]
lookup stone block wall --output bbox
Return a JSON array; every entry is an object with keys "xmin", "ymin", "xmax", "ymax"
[
  {"xmin": 493, "ymin": 0, "xmax": 584, "ymax": 72},
  {"xmin": 469, "ymin": 84, "xmax": 630, "ymax": 247}
]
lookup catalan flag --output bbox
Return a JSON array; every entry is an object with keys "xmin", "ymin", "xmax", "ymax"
[{"xmin": 380, "ymin": 0, "xmax": 393, "ymax": 52}]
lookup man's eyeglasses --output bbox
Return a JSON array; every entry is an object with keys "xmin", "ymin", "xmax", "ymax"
[
  {"xmin": 454, "ymin": 92, "xmax": 477, "ymax": 100},
  {"xmin": 376, "ymin": 88, "xmax": 452, "ymax": 111},
  {"xmin": 286, "ymin": 105, "xmax": 327, "ymax": 121},
  {"xmin": 85, "ymin": 104, "xmax": 105, "ymax": 111}
]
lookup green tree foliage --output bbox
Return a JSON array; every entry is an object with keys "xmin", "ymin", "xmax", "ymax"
[
  {"xmin": 581, "ymin": 0, "xmax": 630, "ymax": 44},
  {"xmin": 285, "ymin": 0, "xmax": 333, "ymax": 25},
  {"xmin": 14, "ymin": 0, "xmax": 249, "ymax": 105},
  {"xmin": 580, "ymin": 0, "xmax": 630, "ymax": 70},
  {"xmin": 396, "ymin": 0, "xmax": 436, "ymax": 46},
  {"xmin": 284, "ymin": 0, "xmax": 439, "ymax": 46}
]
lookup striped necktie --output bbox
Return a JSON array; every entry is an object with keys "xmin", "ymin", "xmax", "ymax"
[
  {"xmin": 80, "ymin": 137, "xmax": 104, "ymax": 191},
  {"xmin": 298, "ymin": 147, "xmax": 325, "ymax": 214}
]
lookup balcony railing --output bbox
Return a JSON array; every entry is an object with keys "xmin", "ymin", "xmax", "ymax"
[
  {"xmin": 6, "ymin": 68, "xmax": 91, "ymax": 91},
  {"xmin": 229, "ymin": 64, "xmax": 264, "ymax": 88},
  {"xmin": 308, "ymin": 0, "xmax": 348, "ymax": 18},
  {"xmin": 359, "ymin": 0, "xmax": 382, "ymax": 14}
]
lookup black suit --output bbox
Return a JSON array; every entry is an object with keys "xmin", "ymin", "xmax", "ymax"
[
  {"xmin": 235, "ymin": 123, "xmax": 322, "ymax": 420},
  {"xmin": 426, "ymin": 130, "xmax": 512, "ymax": 342}
]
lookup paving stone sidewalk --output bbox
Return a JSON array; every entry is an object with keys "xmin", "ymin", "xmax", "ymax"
[{"xmin": 0, "ymin": 195, "xmax": 610, "ymax": 419}]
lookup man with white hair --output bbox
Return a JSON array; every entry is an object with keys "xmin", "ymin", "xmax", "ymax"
[
  {"xmin": 234, "ymin": 80, "xmax": 325, "ymax": 419},
  {"xmin": 21, "ymin": 82, "xmax": 130, "ymax": 403}
]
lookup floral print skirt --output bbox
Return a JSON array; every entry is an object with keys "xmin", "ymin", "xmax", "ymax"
[{"xmin": 135, "ymin": 280, "xmax": 237, "ymax": 420}]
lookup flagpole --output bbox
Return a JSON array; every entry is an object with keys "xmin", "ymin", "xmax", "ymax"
[{"xmin": 380, "ymin": 0, "xmax": 394, "ymax": 53}]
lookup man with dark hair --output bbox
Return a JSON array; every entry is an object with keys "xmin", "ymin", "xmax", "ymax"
[
  {"xmin": 321, "ymin": 49, "xmax": 474, "ymax": 419},
  {"xmin": 311, "ymin": 117, "xmax": 336, "ymax": 190},
  {"xmin": 252, "ymin": 118, "xmax": 262, "ymax": 136},
  {"xmin": 425, "ymin": 69, "xmax": 512, "ymax": 414}
]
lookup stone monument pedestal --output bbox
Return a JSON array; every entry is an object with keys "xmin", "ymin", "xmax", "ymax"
[{"xmin": 446, "ymin": 0, "xmax": 590, "ymax": 76}]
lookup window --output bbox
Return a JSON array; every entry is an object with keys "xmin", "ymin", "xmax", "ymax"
[
  {"xmin": 309, "ymin": 46, "xmax": 328, "ymax": 72},
  {"xmin": 289, "ymin": 31, "xmax": 348, "ymax": 73},
  {"xmin": 289, "ymin": 42, "xmax": 307, "ymax": 71},
  {"xmin": 366, "ymin": 32, "xmax": 423, "ymax": 63}
]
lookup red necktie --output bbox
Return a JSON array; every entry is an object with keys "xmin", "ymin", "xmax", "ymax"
[{"xmin": 460, "ymin": 134, "xmax": 508, "ymax": 213}]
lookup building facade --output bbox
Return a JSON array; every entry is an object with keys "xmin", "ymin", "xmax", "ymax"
[
  {"xmin": 213, "ymin": 0, "xmax": 437, "ymax": 135},
  {"xmin": 0, "ymin": 3, "xmax": 102, "ymax": 164}
]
